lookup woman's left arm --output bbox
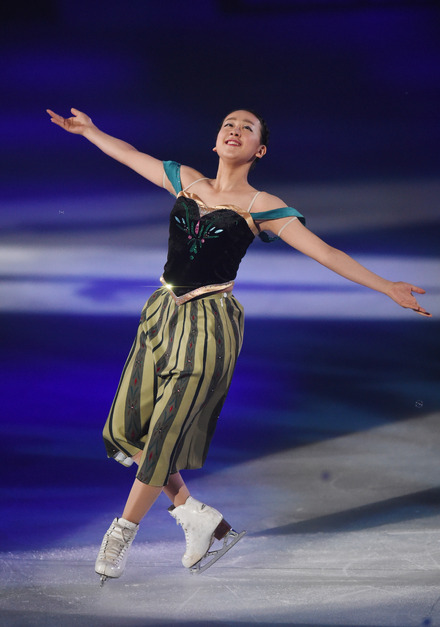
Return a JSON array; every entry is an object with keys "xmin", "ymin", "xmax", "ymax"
[{"xmin": 271, "ymin": 217, "xmax": 431, "ymax": 317}]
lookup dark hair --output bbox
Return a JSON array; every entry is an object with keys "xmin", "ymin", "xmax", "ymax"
[{"xmin": 245, "ymin": 109, "xmax": 270, "ymax": 147}]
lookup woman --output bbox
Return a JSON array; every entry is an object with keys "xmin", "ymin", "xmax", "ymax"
[{"xmin": 46, "ymin": 107, "xmax": 431, "ymax": 584}]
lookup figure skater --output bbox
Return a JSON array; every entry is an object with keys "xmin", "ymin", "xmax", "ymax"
[{"xmin": 46, "ymin": 107, "xmax": 431, "ymax": 584}]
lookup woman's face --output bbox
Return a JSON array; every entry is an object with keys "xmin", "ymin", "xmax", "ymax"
[{"xmin": 215, "ymin": 110, "xmax": 266, "ymax": 165}]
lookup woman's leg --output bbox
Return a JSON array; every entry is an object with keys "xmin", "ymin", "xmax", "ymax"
[
  {"xmin": 163, "ymin": 472, "xmax": 191, "ymax": 507},
  {"xmin": 120, "ymin": 457, "xmax": 242, "ymax": 573},
  {"xmin": 121, "ymin": 478, "xmax": 163, "ymax": 524},
  {"xmin": 122, "ymin": 454, "xmax": 190, "ymax": 524}
]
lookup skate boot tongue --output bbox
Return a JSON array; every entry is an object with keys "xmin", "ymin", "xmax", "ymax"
[{"xmin": 95, "ymin": 517, "xmax": 139, "ymax": 584}]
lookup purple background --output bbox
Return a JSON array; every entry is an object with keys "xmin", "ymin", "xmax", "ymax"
[{"xmin": 1, "ymin": 1, "xmax": 439, "ymax": 558}]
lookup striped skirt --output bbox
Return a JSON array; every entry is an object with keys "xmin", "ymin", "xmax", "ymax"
[{"xmin": 103, "ymin": 287, "xmax": 244, "ymax": 486}]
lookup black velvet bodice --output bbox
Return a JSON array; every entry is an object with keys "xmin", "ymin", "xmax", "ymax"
[{"xmin": 162, "ymin": 195, "xmax": 256, "ymax": 297}]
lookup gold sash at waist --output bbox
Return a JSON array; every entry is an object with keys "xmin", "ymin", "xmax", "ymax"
[{"xmin": 159, "ymin": 275, "xmax": 234, "ymax": 306}]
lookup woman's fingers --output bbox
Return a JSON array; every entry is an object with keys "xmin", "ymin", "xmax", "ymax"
[
  {"xmin": 389, "ymin": 282, "xmax": 432, "ymax": 317},
  {"xmin": 46, "ymin": 108, "xmax": 90, "ymax": 133},
  {"xmin": 408, "ymin": 286, "xmax": 431, "ymax": 315},
  {"xmin": 46, "ymin": 109, "xmax": 62, "ymax": 122},
  {"xmin": 46, "ymin": 109, "xmax": 68, "ymax": 128},
  {"xmin": 409, "ymin": 292, "xmax": 431, "ymax": 317},
  {"xmin": 410, "ymin": 285, "xmax": 426, "ymax": 295}
]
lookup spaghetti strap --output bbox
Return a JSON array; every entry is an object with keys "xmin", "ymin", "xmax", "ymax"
[
  {"xmin": 247, "ymin": 190, "xmax": 261, "ymax": 212},
  {"xmin": 182, "ymin": 177, "xmax": 209, "ymax": 192}
]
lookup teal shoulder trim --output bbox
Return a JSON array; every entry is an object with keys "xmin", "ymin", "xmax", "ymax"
[
  {"xmin": 163, "ymin": 160, "xmax": 182, "ymax": 195},
  {"xmin": 253, "ymin": 207, "xmax": 305, "ymax": 222},
  {"xmin": 252, "ymin": 207, "xmax": 305, "ymax": 243}
]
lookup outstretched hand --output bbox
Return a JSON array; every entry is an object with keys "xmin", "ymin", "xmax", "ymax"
[
  {"xmin": 46, "ymin": 108, "xmax": 94, "ymax": 134},
  {"xmin": 387, "ymin": 282, "xmax": 431, "ymax": 317}
]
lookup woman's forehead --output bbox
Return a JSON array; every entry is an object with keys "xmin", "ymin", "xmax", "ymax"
[{"xmin": 223, "ymin": 110, "xmax": 260, "ymax": 126}]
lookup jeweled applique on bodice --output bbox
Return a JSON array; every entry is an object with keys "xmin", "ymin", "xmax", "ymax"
[
  {"xmin": 162, "ymin": 193, "xmax": 257, "ymax": 297},
  {"xmin": 160, "ymin": 160, "xmax": 305, "ymax": 299}
]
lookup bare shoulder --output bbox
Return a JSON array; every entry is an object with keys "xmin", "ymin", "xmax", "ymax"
[
  {"xmin": 179, "ymin": 165, "xmax": 208, "ymax": 189},
  {"xmin": 251, "ymin": 191, "xmax": 288, "ymax": 213}
]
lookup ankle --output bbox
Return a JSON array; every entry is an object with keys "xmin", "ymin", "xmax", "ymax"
[
  {"xmin": 118, "ymin": 516, "xmax": 140, "ymax": 528},
  {"xmin": 174, "ymin": 493, "xmax": 190, "ymax": 508}
]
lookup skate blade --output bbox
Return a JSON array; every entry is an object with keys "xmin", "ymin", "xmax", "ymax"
[
  {"xmin": 99, "ymin": 574, "xmax": 108, "ymax": 587},
  {"xmin": 189, "ymin": 529, "xmax": 246, "ymax": 575}
]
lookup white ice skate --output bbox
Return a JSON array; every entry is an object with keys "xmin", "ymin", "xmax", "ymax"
[
  {"xmin": 113, "ymin": 451, "xmax": 134, "ymax": 467},
  {"xmin": 169, "ymin": 496, "xmax": 246, "ymax": 574},
  {"xmin": 95, "ymin": 517, "xmax": 139, "ymax": 586}
]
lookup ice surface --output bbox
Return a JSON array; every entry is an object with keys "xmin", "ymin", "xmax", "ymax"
[{"xmin": 1, "ymin": 415, "xmax": 440, "ymax": 627}]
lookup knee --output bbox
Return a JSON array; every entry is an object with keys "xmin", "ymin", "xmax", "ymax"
[{"xmin": 132, "ymin": 451, "xmax": 143, "ymax": 465}]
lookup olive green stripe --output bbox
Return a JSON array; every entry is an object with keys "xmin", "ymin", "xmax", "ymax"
[
  {"xmin": 225, "ymin": 296, "xmax": 242, "ymax": 361},
  {"xmin": 199, "ymin": 299, "xmax": 227, "ymax": 462},
  {"xmin": 149, "ymin": 294, "xmax": 175, "ymax": 353},
  {"xmin": 168, "ymin": 300, "xmax": 210, "ymax": 478},
  {"xmin": 137, "ymin": 301, "xmax": 202, "ymax": 483},
  {"xmin": 106, "ymin": 333, "xmax": 138, "ymax": 456},
  {"xmin": 123, "ymin": 328, "xmax": 147, "ymax": 448}
]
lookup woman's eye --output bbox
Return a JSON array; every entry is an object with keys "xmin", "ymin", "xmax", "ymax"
[{"xmin": 244, "ymin": 125, "xmax": 253, "ymax": 131}]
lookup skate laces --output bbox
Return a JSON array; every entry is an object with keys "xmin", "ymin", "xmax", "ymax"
[
  {"xmin": 99, "ymin": 523, "xmax": 136, "ymax": 564},
  {"xmin": 100, "ymin": 538, "xmax": 126, "ymax": 564}
]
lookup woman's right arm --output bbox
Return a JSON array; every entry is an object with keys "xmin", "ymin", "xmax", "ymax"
[{"xmin": 46, "ymin": 108, "xmax": 168, "ymax": 189}]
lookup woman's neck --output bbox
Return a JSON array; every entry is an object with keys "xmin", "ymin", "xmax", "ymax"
[{"xmin": 212, "ymin": 160, "xmax": 253, "ymax": 193}]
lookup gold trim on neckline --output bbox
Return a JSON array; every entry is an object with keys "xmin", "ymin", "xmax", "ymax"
[{"xmin": 176, "ymin": 191, "xmax": 259, "ymax": 237}]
